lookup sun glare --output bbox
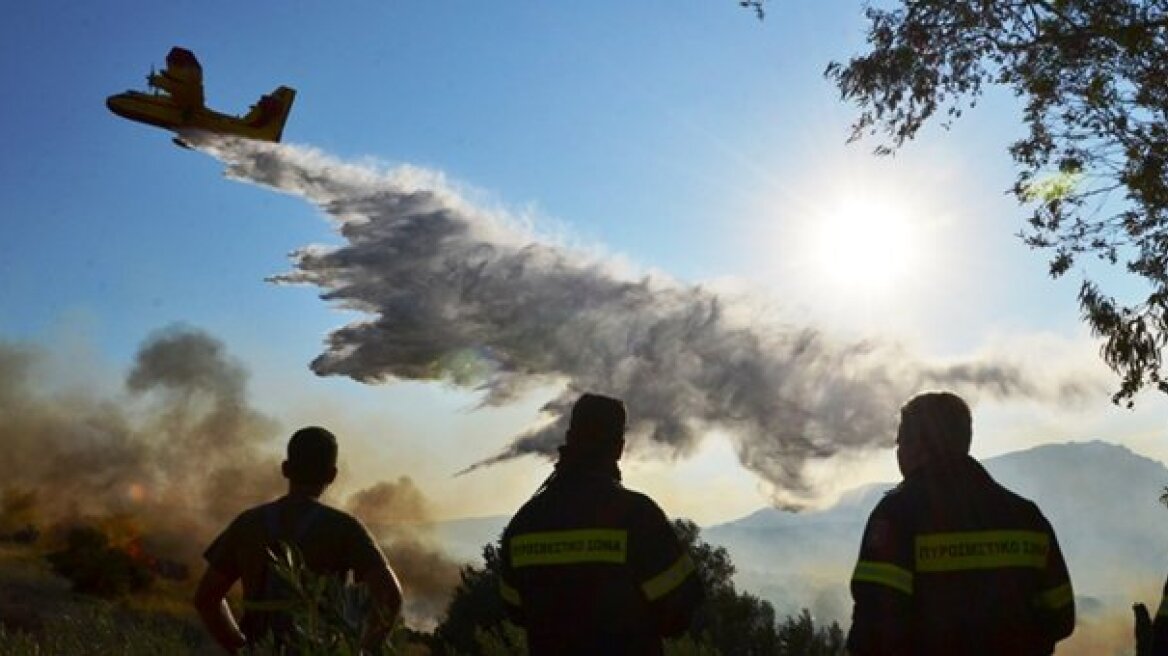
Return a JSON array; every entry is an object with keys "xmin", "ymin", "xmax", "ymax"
[{"xmin": 811, "ymin": 196, "xmax": 918, "ymax": 293}]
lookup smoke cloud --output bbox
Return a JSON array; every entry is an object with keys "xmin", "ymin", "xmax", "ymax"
[
  {"xmin": 1, "ymin": 326, "xmax": 469, "ymax": 625},
  {"xmin": 194, "ymin": 135, "xmax": 1102, "ymax": 504},
  {"xmin": 344, "ymin": 477, "xmax": 461, "ymax": 627},
  {"xmin": 346, "ymin": 477, "xmax": 431, "ymax": 525},
  {"xmin": 0, "ymin": 326, "xmax": 283, "ymax": 561}
]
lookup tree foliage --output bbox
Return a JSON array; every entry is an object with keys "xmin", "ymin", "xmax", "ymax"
[
  {"xmin": 433, "ymin": 541, "xmax": 512, "ymax": 655},
  {"xmin": 739, "ymin": 0, "xmax": 766, "ymax": 20},
  {"xmin": 431, "ymin": 520, "xmax": 844, "ymax": 655},
  {"xmin": 778, "ymin": 609, "xmax": 846, "ymax": 656},
  {"xmin": 816, "ymin": 0, "xmax": 1168, "ymax": 404},
  {"xmin": 672, "ymin": 519, "xmax": 782, "ymax": 654},
  {"xmin": 674, "ymin": 519, "xmax": 844, "ymax": 655}
]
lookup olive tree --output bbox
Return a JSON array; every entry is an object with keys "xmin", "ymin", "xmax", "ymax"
[{"xmin": 750, "ymin": 0, "xmax": 1168, "ymax": 404}]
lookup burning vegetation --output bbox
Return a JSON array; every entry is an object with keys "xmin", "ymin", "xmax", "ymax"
[
  {"xmin": 0, "ymin": 326, "xmax": 467, "ymax": 635},
  {"xmin": 46, "ymin": 524, "xmax": 155, "ymax": 598},
  {"xmin": 0, "ymin": 327, "xmax": 283, "ymax": 594}
]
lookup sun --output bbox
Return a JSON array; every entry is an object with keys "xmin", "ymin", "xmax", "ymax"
[{"xmin": 810, "ymin": 195, "xmax": 918, "ymax": 293}]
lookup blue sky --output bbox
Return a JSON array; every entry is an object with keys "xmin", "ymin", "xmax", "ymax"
[{"xmin": 2, "ymin": 1, "xmax": 1164, "ymax": 522}]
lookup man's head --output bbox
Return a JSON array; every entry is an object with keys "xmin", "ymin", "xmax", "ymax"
[
  {"xmin": 282, "ymin": 426, "xmax": 339, "ymax": 488},
  {"xmin": 564, "ymin": 393, "xmax": 627, "ymax": 462},
  {"xmin": 896, "ymin": 391, "xmax": 972, "ymax": 477}
]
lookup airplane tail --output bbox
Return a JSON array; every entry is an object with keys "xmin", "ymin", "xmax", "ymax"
[{"xmin": 243, "ymin": 86, "xmax": 297, "ymax": 141}]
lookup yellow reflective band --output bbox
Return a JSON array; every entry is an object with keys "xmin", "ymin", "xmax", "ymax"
[
  {"xmin": 499, "ymin": 579, "xmax": 521, "ymax": 607},
  {"xmin": 641, "ymin": 553, "xmax": 696, "ymax": 601},
  {"xmin": 852, "ymin": 560, "xmax": 914, "ymax": 595},
  {"xmin": 1035, "ymin": 583, "xmax": 1074, "ymax": 610},
  {"xmin": 511, "ymin": 528, "xmax": 628, "ymax": 567},
  {"xmin": 1158, "ymin": 595, "xmax": 1168, "ymax": 619},
  {"xmin": 915, "ymin": 530, "xmax": 1049, "ymax": 572}
]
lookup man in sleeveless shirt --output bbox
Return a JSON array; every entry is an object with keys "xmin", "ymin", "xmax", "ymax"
[{"xmin": 193, "ymin": 426, "xmax": 403, "ymax": 653}]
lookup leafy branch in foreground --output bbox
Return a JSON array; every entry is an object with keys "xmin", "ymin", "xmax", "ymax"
[
  {"xmin": 825, "ymin": 0, "xmax": 1168, "ymax": 404},
  {"xmin": 242, "ymin": 543, "xmax": 405, "ymax": 656}
]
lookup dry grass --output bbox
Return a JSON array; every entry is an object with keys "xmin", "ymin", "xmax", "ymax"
[
  {"xmin": 0, "ymin": 542, "xmax": 216, "ymax": 654},
  {"xmin": 0, "ymin": 543, "xmax": 79, "ymax": 634}
]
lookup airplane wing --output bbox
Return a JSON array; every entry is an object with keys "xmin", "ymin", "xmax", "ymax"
[{"xmin": 147, "ymin": 47, "xmax": 204, "ymax": 110}]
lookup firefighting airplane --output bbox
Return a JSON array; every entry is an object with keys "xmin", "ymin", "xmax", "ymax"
[{"xmin": 106, "ymin": 47, "xmax": 296, "ymax": 148}]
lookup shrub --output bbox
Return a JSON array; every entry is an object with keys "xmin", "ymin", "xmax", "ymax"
[{"xmin": 46, "ymin": 525, "xmax": 153, "ymax": 597}]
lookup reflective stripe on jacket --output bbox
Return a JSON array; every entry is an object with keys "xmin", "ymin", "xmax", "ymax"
[{"xmin": 500, "ymin": 467, "xmax": 702, "ymax": 656}]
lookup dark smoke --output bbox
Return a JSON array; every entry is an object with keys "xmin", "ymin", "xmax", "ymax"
[
  {"xmin": 1, "ymin": 326, "xmax": 471, "ymax": 625},
  {"xmin": 126, "ymin": 327, "xmax": 285, "ymax": 529},
  {"xmin": 346, "ymin": 477, "xmax": 431, "ymax": 525},
  {"xmin": 381, "ymin": 538, "xmax": 462, "ymax": 629},
  {"xmin": 344, "ymin": 478, "xmax": 461, "ymax": 628},
  {"xmin": 0, "ymin": 326, "xmax": 283, "ymax": 562},
  {"xmin": 0, "ymin": 488, "xmax": 38, "ymax": 535},
  {"xmin": 195, "ymin": 136, "xmax": 1103, "ymax": 504}
]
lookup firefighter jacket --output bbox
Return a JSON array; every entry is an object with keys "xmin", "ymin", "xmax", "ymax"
[
  {"xmin": 500, "ymin": 461, "xmax": 703, "ymax": 656},
  {"xmin": 847, "ymin": 455, "xmax": 1075, "ymax": 655}
]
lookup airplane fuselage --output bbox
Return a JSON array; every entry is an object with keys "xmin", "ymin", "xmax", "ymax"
[
  {"xmin": 106, "ymin": 91, "xmax": 196, "ymax": 130},
  {"xmin": 106, "ymin": 90, "xmax": 287, "ymax": 142}
]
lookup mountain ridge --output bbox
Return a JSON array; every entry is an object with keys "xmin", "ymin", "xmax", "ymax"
[
  {"xmin": 413, "ymin": 440, "xmax": 1168, "ymax": 628},
  {"xmin": 705, "ymin": 439, "xmax": 1168, "ymax": 624}
]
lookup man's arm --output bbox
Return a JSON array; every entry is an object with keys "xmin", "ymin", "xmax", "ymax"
[
  {"xmin": 356, "ymin": 560, "xmax": 404, "ymax": 649},
  {"xmin": 846, "ymin": 505, "xmax": 915, "ymax": 656},
  {"xmin": 635, "ymin": 505, "xmax": 703, "ymax": 638},
  {"xmin": 1034, "ymin": 515, "xmax": 1075, "ymax": 645},
  {"xmin": 347, "ymin": 516, "xmax": 404, "ymax": 650},
  {"xmin": 193, "ymin": 566, "xmax": 247, "ymax": 654},
  {"xmin": 498, "ymin": 525, "xmax": 526, "ymax": 626},
  {"xmin": 1151, "ymin": 571, "xmax": 1168, "ymax": 656},
  {"xmin": 643, "ymin": 550, "xmax": 702, "ymax": 637}
]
